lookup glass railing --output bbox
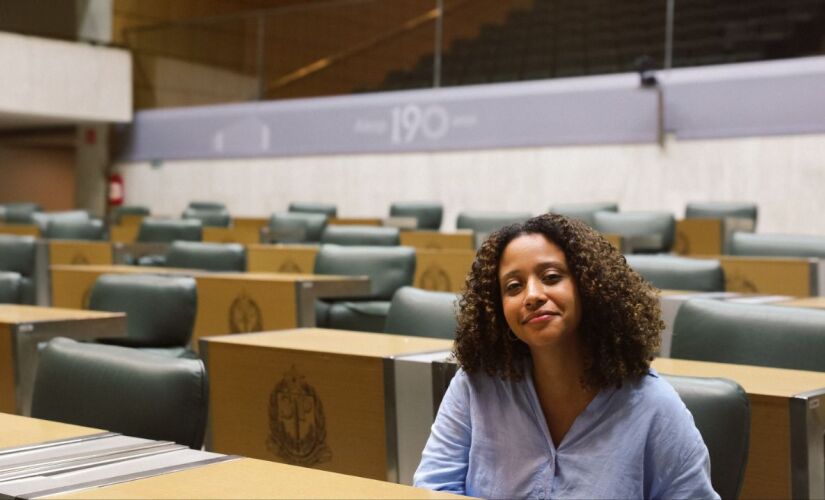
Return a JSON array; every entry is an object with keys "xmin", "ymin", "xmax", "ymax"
[{"xmin": 123, "ymin": 0, "xmax": 825, "ymax": 109}]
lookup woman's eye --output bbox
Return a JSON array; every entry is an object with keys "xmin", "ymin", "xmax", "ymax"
[
  {"xmin": 543, "ymin": 273, "xmax": 562, "ymax": 283},
  {"xmin": 504, "ymin": 282, "xmax": 521, "ymax": 294}
]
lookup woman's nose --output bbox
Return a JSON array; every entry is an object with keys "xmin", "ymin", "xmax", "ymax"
[{"xmin": 524, "ymin": 278, "xmax": 547, "ymax": 308}]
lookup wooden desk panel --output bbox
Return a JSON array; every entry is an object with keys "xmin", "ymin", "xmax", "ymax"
[
  {"xmin": 109, "ymin": 224, "xmax": 140, "ymax": 243},
  {"xmin": 202, "ymin": 330, "xmax": 452, "ymax": 482},
  {"xmin": 719, "ymin": 256, "xmax": 814, "ymax": 296},
  {"xmin": 0, "ymin": 224, "xmax": 40, "ymax": 237},
  {"xmin": 202, "ymin": 226, "xmax": 261, "ymax": 245},
  {"xmin": 49, "ymin": 241, "xmax": 113, "ymax": 266},
  {"xmin": 0, "ymin": 329, "xmax": 14, "ymax": 414},
  {"xmin": 49, "ymin": 457, "xmax": 464, "ymax": 499},
  {"xmin": 329, "ymin": 218, "xmax": 383, "ymax": 226},
  {"xmin": 247, "ymin": 245, "xmax": 319, "ymax": 274},
  {"xmin": 400, "ymin": 231, "xmax": 474, "ymax": 251},
  {"xmin": 414, "ymin": 250, "xmax": 474, "ymax": 293},
  {"xmin": 652, "ymin": 358, "xmax": 825, "ymax": 499},
  {"xmin": 674, "ymin": 218, "xmax": 724, "ymax": 256},
  {"xmin": 0, "ymin": 412, "xmax": 103, "ymax": 449}
]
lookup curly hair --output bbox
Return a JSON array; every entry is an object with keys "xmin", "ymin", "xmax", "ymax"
[{"xmin": 454, "ymin": 213, "xmax": 663, "ymax": 389}]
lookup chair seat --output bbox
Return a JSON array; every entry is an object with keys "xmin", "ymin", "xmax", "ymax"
[{"xmin": 325, "ymin": 300, "xmax": 392, "ymax": 332}]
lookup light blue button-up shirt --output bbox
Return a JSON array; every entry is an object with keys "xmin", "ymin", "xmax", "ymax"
[{"xmin": 414, "ymin": 367, "xmax": 719, "ymax": 499}]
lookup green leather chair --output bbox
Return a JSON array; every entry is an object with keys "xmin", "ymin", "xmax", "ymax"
[
  {"xmin": 32, "ymin": 210, "xmax": 90, "ymax": 231},
  {"xmin": 456, "ymin": 211, "xmax": 532, "ymax": 234},
  {"xmin": 685, "ymin": 202, "xmax": 757, "ymax": 227},
  {"xmin": 320, "ymin": 225, "xmax": 400, "ymax": 246},
  {"xmin": 165, "ymin": 241, "xmax": 246, "ymax": 272},
  {"xmin": 625, "ymin": 255, "xmax": 724, "ymax": 291},
  {"xmin": 384, "ymin": 287, "xmax": 458, "ymax": 340},
  {"xmin": 187, "ymin": 201, "xmax": 226, "ymax": 211},
  {"xmin": 0, "ymin": 235, "xmax": 37, "ymax": 304},
  {"xmin": 663, "ymin": 374, "xmax": 750, "ymax": 500},
  {"xmin": 593, "ymin": 211, "xmax": 676, "ymax": 253},
  {"xmin": 2, "ymin": 202, "xmax": 42, "ymax": 224},
  {"xmin": 137, "ymin": 218, "xmax": 203, "ymax": 243},
  {"xmin": 289, "ymin": 202, "xmax": 337, "ymax": 218},
  {"xmin": 31, "ymin": 337, "xmax": 208, "ymax": 449},
  {"xmin": 43, "ymin": 219, "xmax": 105, "ymax": 240},
  {"xmin": 182, "ymin": 202, "xmax": 231, "ymax": 228},
  {"xmin": 89, "ymin": 273, "xmax": 197, "ymax": 357},
  {"xmin": 729, "ymin": 232, "xmax": 825, "ymax": 259},
  {"xmin": 314, "ymin": 245, "xmax": 416, "ymax": 332},
  {"xmin": 268, "ymin": 212, "xmax": 327, "ymax": 243},
  {"xmin": 0, "ymin": 272, "xmax": 22, "ymax": 304},
  {"xmin": 389, "ymin": 202, "xmax": 443, "ymax": 230},
  {"xmin": 112, "ymin": 205, "xmax": 150, "ymax": 224},
  {"xmin": 548, "ymin": 202, "xmax": 618, "ymax": 227},
  {"xmin": 671, "ymin": 299, "xmax": 825, "ymax": 371}
]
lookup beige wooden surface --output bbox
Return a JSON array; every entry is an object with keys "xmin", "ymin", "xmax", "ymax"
[
  {"xmin": 0, "ymin": 224, "xmax": 40, "ymax": 237},
  {"xmin": 108, "ymin": 224, "xmax": 140, "ymax": 243},
  {"xmin": 601, "ymin": 233, "xmax": 622, "ymax": 251},
  {"xmin": 49, "ymin": 241, "xmax": 113, "ymax": 266},
  {"xmin": 204, "ymin": 330, "xmax": 452, "ymax": 481},
  {"xmin": 0, "ymin": 326, "xmax": 14, "ymax": 413},
  {"xmin": 246, "ymin": 244, "xmax": 319, "ymax": 274},
  {"xmin": 653, "ymin": 357, "xmax": 825, "ymax": 499},
  {"xmin": 0, "ymin": 412, "xmax": 102, "ymax": 449},
  {"xmin": 47, "ymin": 457, "xmax": 465, "ymax": 499},
  {"xmin": 774, "ymin": 296, "xmax": 825, "ymax": 309},
  {"xmin": 414, "ymin": 249, "xmax": 474, "ymax": 293},
  {"xmin": 719, "ymin": 256, "xmax": 813, "ymax": 296},
  {"xmin": 118, "ymin": 215, "xmax": 145, "ymax": 226},
  {"xmin": 328, "ymin": 217, "xmax": 382, "ymax": 226},
  {"xmin": 400, "ymin": 231, "xmax": 474, "ymax": 250},
  {"xmin": 673, "ymin": 218, "xmax": 724, "ymax": 255},
  {"xmin": 232, "ymin": 217, "xmax": 269, "ymax": 230},
  {"xmin": 202, "ymin": 226, "xmax": 260, "ymax": 245},
  {"xmin": 0, "ymin": 304, "xmax": 124, "ymax": 324}
]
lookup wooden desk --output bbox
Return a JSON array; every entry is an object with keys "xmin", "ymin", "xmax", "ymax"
[
  {"xmin": 50, "ymin": 265, "xmax": 370, "ymax": 348},
  {"xmin": 414, "ymin": 249, "xmax": 474, "ymax": 293},
  {"xmin": 0, "ymin": 412, "xmax": 105, "ymax": 450},
  {"xmin": 0, "ymin": 305, "xmax": 126, "ymax": 415},
  {"xmin": 48, "ymin": 241, "xmax": 113, "ymax": 266},
  {"xmin": 718, "ymin": 256, "xmax": 816, "ymax": 296},
  {"xmin": 0, "ymin": 223, "xmax": 40, "ymax": 237},
  {"xmin": 202, "ymin": 226, "xmax": 262, "ymax": 245},
  {"xmin": 400, "ymin": 231, "xmax": 474, "ymax": 250},
  {"xmin": 48, "ymin": 456, "xmax": 463, "ymax": 499},
  {"xmin": 200, "ymin": 329, "xmax": 452, "ymax": 482},
  {"xmin": 329, "ymin": 217, "xmax": 383, "ymax": 226},
  {"xmin": 108, "ymin": 225, "xmax": 140, "ymax": 244},
  {"xmin": 652, "ymin": 358, "xmax": 825, "ymax": 499},
  {"xmin": 247, "ymin": 244, "xmax": 319, "ymax": 274},
  {"xmin": 674, "ymin": 218, "xmax": 724, "ymax": 255}
]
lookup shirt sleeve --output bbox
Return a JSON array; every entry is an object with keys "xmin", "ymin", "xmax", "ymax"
[
  {"xmin": 413, "ymin": 370, "xmax": 472, "ymax": 495},
  {"xmin": 654, "ymin": 438, "xmax": 720, "ymax": 500}
]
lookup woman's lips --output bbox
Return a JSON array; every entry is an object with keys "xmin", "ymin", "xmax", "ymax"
[{"xmin": 523, "ymin": 311, "xmax": 558, "ymax": 324}]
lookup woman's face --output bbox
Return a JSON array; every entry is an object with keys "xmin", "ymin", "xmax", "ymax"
[{"xmin": 498, "ymin": 233, "xmax": 582, "ymax": 351}]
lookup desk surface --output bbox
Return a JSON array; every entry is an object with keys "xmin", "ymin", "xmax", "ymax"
[
  {"xmin": 775, "ymin": 296, "xmax": 825, "ymax": 309},
  {"xmin": 48, "ymin": 457, "xmax": 463, "ymax": 499},
  {"xmin": 203, "ymin": 328, "xmax": 453, "ymax": 358},
  {"xmin": 0, "ymin": 305, "xmax": 124, "ymax": 325},
  {"xmin": 0, "ymin": 413, "xmax": 103, "ymax": 450},
  {"xmin": 652, "ymin": 357, "xmax": 825, "ymax": 398}
]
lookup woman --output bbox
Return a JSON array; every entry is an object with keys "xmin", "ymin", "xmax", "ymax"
[{"xmin": 414, "ymin": 213, "xmax": 717, "ymax": 499}]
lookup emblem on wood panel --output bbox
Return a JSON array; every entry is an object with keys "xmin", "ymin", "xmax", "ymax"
[
  {"xmin": 419, "ymin": 265, "xmax": 451, "ymax": 291},
  {"xmin": 267, "ymin": 366, "xmax": 332, "ymax": 467},
  {"xmin": 278, "ymin": 259, "xmax": 302, "ymax": 273},
  {"xmin": 725, "ymin": 272, "xmax": 758, "ymax": 293},
  {"xmin": 71, "ymin": 254, "xmax": 90, "ymax": 265},
  {"xmin": 229, "ymin": 291, "xmax": 263, "ymax": 333}
]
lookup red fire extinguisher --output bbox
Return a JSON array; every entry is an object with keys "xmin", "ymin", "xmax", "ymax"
[{"xmin": 108, "ymin": 174, "xmax": 124, "ymax": 207}]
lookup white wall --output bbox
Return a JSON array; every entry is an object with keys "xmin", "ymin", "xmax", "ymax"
[{"xmin": 115, "ymin": 132, "xmax": 825, "ymax": 234}]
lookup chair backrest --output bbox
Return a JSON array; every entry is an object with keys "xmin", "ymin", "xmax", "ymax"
[
  {"xmin": 625, "ymin": 255, "xmax": 724, "ymax": 291},
  {"xmin": 389, "ymin": 202, "xmax": 443, "ymax": 230},
  {"xmin": 165, "ymin": 241, "xmax": 246, "ymax": 272},
  {"xmin": 2, "ymin": 202, "xmax": 42, "ymax": 224},
  {"xmin": 548, "ymin": 202, "xmax": 618, "ymax": 227},
  {"xmin": 384, "ymin": 287, "xmax": 458, "ymax": 339},
  {"xmin": 0, "ymin": 235, "xmax": 36, "ymax": 304},
  {"xmin": 662, "ymin": 374, "xmax": 750, "ymax": 500},
  {"xmin": 182, "ymin": 208, "xmax": 231, "ymax": 228},
  {"xmin": 314, "ymin": 245, "xmax": 415, "ymax": 300},
  {"xmin": 729, "ymin": 232, "xmax": 825, "ymax": 259},
  {"xmin": 112, "ymin": 205, "xmax": 150, "ymax": 224},
  {"xmin": 89, "ymin": 273, "xmax": 197, "ymax": 348},
  {"xmin": 0, "ymin": 271, "xmax": 22, "ymax": 304},
  {"xmin": 455, "ymin": 211, "xmax": 532, "ymax": 234},
  {"xmin": 685, "ymin": 202, "xmax": 757, "ymax": 226},
  {"xmin": 43, "ymin": 219, "xmax": 105, "ymax": 240},
  {"xmin": 32, "ymin": 210, "xmax": 90, "ymax": 231},
  {"xmin": 672, "ymin": 299, "xmax": 825, "ymax": 371},
  {"xmin": 137, "ymin": 218, "xmax": 203, "ymax": 243},
  {"xmin": 321, "ymin": 225, "xmax": 400, "ymax": 246},
  {"xmin": 187, "ymin": 201, "xmax": 226, "ymax": 211},
  {"xmin": 32, "ymin": 338, "xmax": 208, "ymax": 449},
  {"xmin": 268, "ymin": 212, "xmax": 328, "ymax": 243},
  {"xmin": 593, "ymin": 211, "xmax": 676, "ymax": 253},
  {"xmin": 289, "ymin": 202, "xmax": 337, "ymax": 217}
]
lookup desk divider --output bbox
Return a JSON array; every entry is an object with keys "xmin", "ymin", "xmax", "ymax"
[
  {"xmin": 718, "ymin": 256, "xmax": 817, "ymax": 296},
  {"xmin": 246, "ymin": 245, "xmax": 319, "ymax": 274}
]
